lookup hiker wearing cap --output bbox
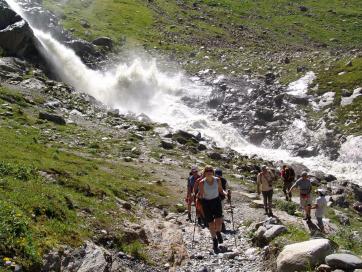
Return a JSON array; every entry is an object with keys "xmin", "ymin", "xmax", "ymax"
[
  {"xmin": 257, "ymin": 165, "xmax": 275, "ymax": 217},
  {"xmin": 280, "ymin": 165, "xmax": 295, "ymax": 201},
  {"xmin": 312, "ymin": 188, "xmax": 327, "ymax": 233},
  {"xmin": 186, "ymin": 166, "xmax": 200, "ymax": 221},
  {"xmin": 215, "ymin": 168, "xmax": 231, "ymax": 233},
  {"xmin": 289, "ymin": 172, "xmax": 313, "ymax": 220},
  {"xmin": 198, "ymin": 165, "xmax": 227, "ymax": 253}
]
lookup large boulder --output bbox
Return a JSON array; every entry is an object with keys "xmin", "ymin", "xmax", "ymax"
[
  {"xmin": 0, "ymin": 0, "xmax": 21, "ymax": 29},
  {"xmin": 264, "ymin": 225, "xmax": 287, "ymax": 241},
  {"xmin": 39, "ymin": 112, "xmax": 66, "ymax": 125},
  {"xmin": 325, "ymin": 253, "xmax": 362, "ymax": 270},
  {"xmin": 0, "ymin": 20, "xmax": 38, "ymax": 58},
  {"xmin": 277, "ymin": 239, "xmax": 334, "ymax": 272},
  {"xmin": 42, "ymin": 241, "xmax": 112, "ymax": 272}
]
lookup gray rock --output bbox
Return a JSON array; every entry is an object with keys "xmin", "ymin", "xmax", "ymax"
[
  {"xmin": 92, "ymin": 37, "xmax": 113, "ymax": 48},
  {"xmin": 277, "ymin": 239, "xmax": 333, "ymax": 272},
  {"xmin": 316, "ymin": 264, "xmax": 332, "ymax": 272},
  {"xmin": 325, "ymin": 253, "xmax": 362, "ymax": 270},
  {"xmin": 264, "ymin": 225, "xmax": 287, "ymax": 241},
  {"xmin": 0, "ymin": 20, "xmax": 38, "ymax": 58},
  {"xmin": 39, "ymin": 112, "xmax": 66, "ymax": 125},
  {"xmin": 160, "ymin": 139, "xmax": 174, "ymax": 150}
]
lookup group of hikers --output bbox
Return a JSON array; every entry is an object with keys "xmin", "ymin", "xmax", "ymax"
[{"xmin": 186, "ymin": 164, "xmax": 327, "ymax": 252}]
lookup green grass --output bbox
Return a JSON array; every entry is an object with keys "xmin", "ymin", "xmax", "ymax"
[
  {"xmin": 309, "ymin": 56, "xmax": 362, "ymax": 134},
  {"xmin": 42, "ymin": 0, "xmax": 362, "ymax": 50},
  {"xmin": 272, "ymin": 224, "xmax": 310, "ymax": 248},
  {"xmin": 0, "ymin": 86, "xmax": 176, "ymax": 269}
]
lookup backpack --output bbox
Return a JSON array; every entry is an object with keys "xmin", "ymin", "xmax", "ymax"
[{"xmin": 285, "ymin": 167, "xmax": 295, "ymax": 182}]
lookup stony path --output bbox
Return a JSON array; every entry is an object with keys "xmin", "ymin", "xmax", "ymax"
[{"xmin": 174, "ymin": 187, "xmax": 267, "ymax": 272}]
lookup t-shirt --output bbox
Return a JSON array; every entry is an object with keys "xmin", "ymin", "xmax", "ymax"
[
  {"xmin": 188, "ymin": 175, "xmax": 199, "ymax": 192},
  {"xmin": 293, "ymin": 178, "xmax": 312, "ymax": 195},
  {"xmin": 315, "ymin": 196, "xmax": 327, "ymax": 218}
]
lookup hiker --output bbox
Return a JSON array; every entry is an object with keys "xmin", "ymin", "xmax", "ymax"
[
  {"xmin": 198, "ymin": 165, "xmax": 227, "ymax": 253},
  {"xmin": 186, "ymin": 166, "xmax": 200, "ymax": 221},
  {"xmin": 257, "ymin": 165, "xmax": 275, "ymax": 217},
  {"xmin": 311, "ymin": 188, "xmax": 327, "ymax": 233},
  {"xmin": 280, "ymin": 165, "xmax": 295, "ymax": 201},
  {"xmin": 215, "ymin": 168, "xmax": 231, "ymax": 233},
  {"xmin": 289, "ymin": 172, "xmax": 312, "ymax": 220},
  {"xmin": 193, "ymin": 172, "xmax": 206, "ymax": 227}
]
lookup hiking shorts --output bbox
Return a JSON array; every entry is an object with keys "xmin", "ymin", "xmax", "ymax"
[
  {"xmin": 201, "ymin": 197, "xmax": 223, "ymax": 223},
  {"xmin": 300, "ymin": 194, "xmax": 312, "ymax": 208}
]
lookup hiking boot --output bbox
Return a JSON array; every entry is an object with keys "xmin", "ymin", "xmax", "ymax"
[
  {"xmin": 221, "ymin": 223, "xmax": 226, "ymax": 233},
  {"xmin": 264, "ymin": 209, "xmax": 268, "ymax": 215},
  {"xmin": 216, "ymin": 232, "xmax": 223, "ymax": 244},
  {"xmin": 197, "ymin": 217, "xmax": 202, "ymax": 226},
  {"xmin": 212, "ymin": 238, "xmax": 219, "ymax": 253},
  {"xmin": 269, "ymin": 211, "xmax": 274, "ymax": 217}
]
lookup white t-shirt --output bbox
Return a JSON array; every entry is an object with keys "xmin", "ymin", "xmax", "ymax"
[{"xmin": 315, "ymin": 196, "xmax": 327, "ymax": 218}]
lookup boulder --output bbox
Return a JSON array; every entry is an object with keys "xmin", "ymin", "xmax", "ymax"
[
  {"xmin": 42, "ymin": 241, "xmax": 112, "ymax": 272},
  {"xmin": 160, "ymin": 139, "xmax": 174, "ymax": 150},
  {"xmin": 325, "ymin": 253, "xmax": 362, "ymax": 270},
  {"xmin": 0, "ymin": 20, "xmax": 38, "ymax": 58},
  {"xmin": 277, "ymin": 239, "xmax": 333, "ymax": 272},
  {"xmin": 255, "ymin": 108, "xmax": 274, "ymax": 122},
  {"xmin": 92, "ymin": 37, "xmax": 113, "ymax": 48},
  {"xmin": 264, "ymin": 225, "xmax": 287, "ymax": 241},
  {"xmin": 0, "ymin": 0, "xmax": 21, "ymax": 29},
  {"xmin": 39, "ymin": 112, "xmax": 66, "ymax": 125}
]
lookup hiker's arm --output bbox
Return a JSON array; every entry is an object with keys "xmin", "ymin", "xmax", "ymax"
[
  {"xmin": 289, "ymin": 180, "xmax": 298, "ymax": 192},
  {"xmin": 198, "ymin": 180, "xmax": 205, "ymax": 199}
]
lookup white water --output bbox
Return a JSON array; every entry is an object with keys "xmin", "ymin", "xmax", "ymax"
[{"xmin": 5, "ymin": 0, "xmax": 362, "ymax": 185}]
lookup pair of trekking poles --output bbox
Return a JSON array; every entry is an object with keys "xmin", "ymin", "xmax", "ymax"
[{"xmin": 191, "ymin": 190, "xmax": 237, "ymax": 248}]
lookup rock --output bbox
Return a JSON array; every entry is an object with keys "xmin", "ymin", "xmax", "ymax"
[
  {"xmin": 353, "ymin": 202, "xmax": 362, "ymax": 213},
  {"xmin": 316, "ymin": 264, "xmax": 332, "ymax": 272},
  {"xmin": 208, "ymin": 152, "xmax": 222, "ymax": 160},
  {"xmin": 264, "ymin": 225, "xmax": 287, "ymax": 241},
  {"xmin": 265, "ymin": 72, "xmax": 276, "ymax": 85},
  {"xmin": 331, "ymin": 194, "xmax": 349, "ymax": 208},
  {"xmin": 299, "ymin": 6, "xmax": 309, "ymax": 12},
  {"xmin": 353, "ymin": 186, "xmax": 362, "ymax": 202},
  {"xmin": 65, "ymin": 39, "xmax": 99, "ymax": 62},
  {"xmin": 42, "ymin": 241, "xmax": 112, "ymax": 272},
  {"xmin": 197, "ymin": 143, "xmax": 207, "ymax": 151},
  {"xmin": 0, "ymin": 19, "xmax": 38, "ymax": 58},
  {"xmin": 92, "ymin": 37, "xmax": 113, "ymax": 48},
  {"xmin": 80, "ymin": 19, "xmax": 90, "ymax": 28},
  {"xmin": 160, "ymin": 139, "xmax": 174, "ymax": 150},
  {"xmin": 248, "ymin": 129, "xmax": 266, "ymax": 145},
  {"xmin": 255, "ymin": 108, "xmax": 274, "ymax": 122},
  {"xmin": 334, "ymin": 210, "xmax": 350, "ymax": 225},
  {"xmin": 325, "ymin": 174, "xmax": 337, "ymax": 182},
  {"xmin": 39, "ymin": 112, "xmax": 66, "ymax": 125},
  {"xmin": 277, "ymin": 239, "xmax": 333, "ymax": 272},
  {"xmin": 325, "ymin": 253, "xmax": 362, "ymax": 270},
  {"xmin": 0, "ymin": 0, "xmax": 21, "ymax": 29}
]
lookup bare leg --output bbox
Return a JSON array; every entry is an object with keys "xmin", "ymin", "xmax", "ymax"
[
  {"xmin": 208, "ymin": 221, "xmax": 216, "ymax": 238},
  {"xmin": 215, "ymin": 218, "xmax": 223, "ymax": 232}
]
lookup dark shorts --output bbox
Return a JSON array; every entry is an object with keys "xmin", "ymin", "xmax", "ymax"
[{"xmin": 201, "ymin": 197, "xmax": 223, "ymax": 223}]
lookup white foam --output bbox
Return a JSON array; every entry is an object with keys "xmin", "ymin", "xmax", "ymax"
[{"xmin": 287, "ymin": 71, "xmax": 316, "ymax": 97}]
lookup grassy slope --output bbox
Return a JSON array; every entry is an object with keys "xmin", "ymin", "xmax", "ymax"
[{"xmin": 0, "ymin": 86, "xmax": 176, "ymax": 270}]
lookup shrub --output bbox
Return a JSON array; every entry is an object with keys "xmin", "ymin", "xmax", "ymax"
[
  {"xmin": 0, "ymin": 162, "xmax": 37, "ymax": 181},
  {"xmin": 275, "ymin": 200, "xmax": 299, "ymax": 216},
  {"xmin": 0, "ymin": 200, "xmax": 41, "ymax": 269}
]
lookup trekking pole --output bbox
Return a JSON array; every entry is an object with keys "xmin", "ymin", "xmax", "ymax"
[
  {"xmin": 228, "ymin": 190, "xmax": 237, "ymax": 247},
  {"xmin": 191, "ymin": 197, "xmax": 197, "ymax": 248}
]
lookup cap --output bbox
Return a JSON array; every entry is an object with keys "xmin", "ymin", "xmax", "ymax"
[
  {"xmin": 317, "ymin": 188, "xmax": 326, "ymax": 195},
  {"xmin": 302, "ymin": 172, "xmax": 308, "ymax": 177},
  {"xmin": 215, "ymin": 168, "xmax": 222, "ymax": 176},
  {"xmin": 191, "ymin": 165, "xmax": 198, "ymax": 172},
  {"xmin": 261, "ymin": 165, "xmax": 267, "ymax": 170}
]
